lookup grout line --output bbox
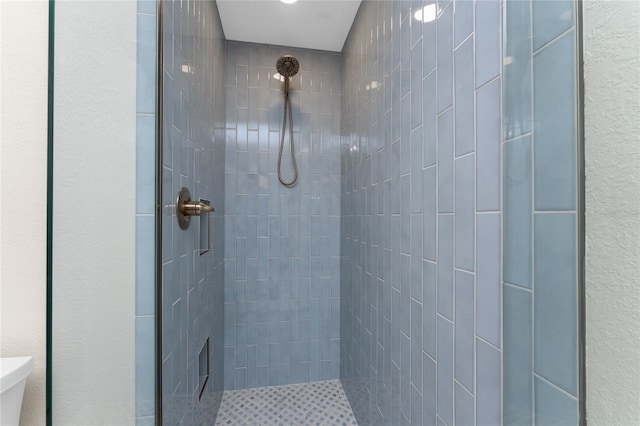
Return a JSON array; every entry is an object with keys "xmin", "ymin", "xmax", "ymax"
[
  {"xmin": 533, "ymin": 373, "xmax": 579, "ymax": 401},
  {"xmin": 529, "ymin": 0, "xmax": 537, "ymax": 421},
  {"xmin": 532, "ymin": 26, "xmax": 576, "ymax": 56},
  {"xmin": 472, "ymin": 1, "xmax": 479, "ymax": 422},
  {"xmin": 476, "ymin": 335, "xmax": 501, "ymax": 353},
  {"xmin": 474, "ymin": 73, "xmax": 501, "ymax": 92},
  {"xmin": 454, "ymin": 151, "xmax": 475, "ymax": 160},
  {"xmin": 454, "ymin": 266, "xmax": 476, "ymax": 276},
  {"xmin": 454, "ymin": 377, "xmax": 474, "ymax": 399},
  {"xmin": 454, "ymin": 33, "xmax": 474, "ymax": 52},
  {"xmin": 533, "ymin": 210, "xmax": 578, "ymax": 215},
  {"xmin": 437, "ymin": 313, "xmax": 454, "ymax": 325}
]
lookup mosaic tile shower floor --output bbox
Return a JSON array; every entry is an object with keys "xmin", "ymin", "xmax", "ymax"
[{"xmin": 214, "ymin": 380, "xmax": 358, "ymax": 426}]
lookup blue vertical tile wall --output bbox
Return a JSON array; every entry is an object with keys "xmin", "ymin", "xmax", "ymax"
[
  {"xmin": 160, "ymin": 0, "xmax": 226, "ymax": 424},
  {"xmin": 503, "ymin": 0, "xmax": 580, "ymax": 424},
  {"xmin": 135, "ymin": 1, "xmax": 156, "ymax": 424},
  {"xmin": 224, "ymin": 42, "xmax": 342, "ymax": 390},
  {"xmin": 340, "ymin": 1, "xmax": 503, "ymax": 425}
]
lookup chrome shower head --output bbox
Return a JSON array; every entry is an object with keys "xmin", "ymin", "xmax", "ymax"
[{"xmin": 276, "ymin": 55, "xmax": 300, "ymax": 78}]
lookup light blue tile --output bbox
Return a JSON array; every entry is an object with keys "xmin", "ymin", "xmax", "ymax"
[
  {"xmin": 436, "ymin": 316, "xmax": 453, "ymax": 425},
  {"xmin": 224, "ymin": 348, "xmax": 235, "ymax": 390},
  {"xmin": 423, "ymin": 72, "xmax": 437, "ymax": 167},
  {"xmin": 423, "ymin": 353, "xmax": 437, "ymax": 426},
  {"xmin": 476, "ymin": 213, "xmax": 501, "ymax": 347},
  {"xmin": 411, "ymin": 126, "xmax": 423, "ymax": 213},
  {"xmin": 534, "ymin": 213, "xmax": 578, "ymax": 395},
  {"xmin": 161, "ymin": 357, "xmax": 174, "ymax": 411},
  {"xmin": 235, "ymin": 368, "xmax": 247, "ymax": 389},
  {"xmin": 136, "ymin": 216, "xmax": 155, "ymax": 316},
  {"xmin": 136, "ymin": 416, "xmax": 155, "ymax": 426},
  {"xmin": 136, "ymin": 13, "xmax": 157, "ymax": 114},
  {"xmin": 400, "ymin": 332, "xmax": 411, "ymax": 420},
  {"xmin": 224, "ymin": 303, "xmax": 235, "ymax": 348},
  {"xmin": 504, "ymin": 0, "xmax": 533, "ymax": 139},
  {"xmin": 410, "ymin": 299, "xmax": 422, "ymax": 390},
  {"xmin": 504, "ymin": 284, "xmax": 533, "ymax": 425},
  {"xmin": 161, "ymin": 176, "xmax": 172, "ymax": 266},
  {"xmin": 161, "ymin": 262, "xmax": 173, "ymax": 360},
  {"xmin": 454, "ymin": 37, "xmax": 475, "ymax": 157},
  {"xmin": 437, "ymin": 109, "xmax": 454, "ymax": 213},
  {"xmin": 423, "ymin": 167, "xmax": 437, "ymax": 261},
  {"xmin": 422, "ymin": 2, "xmax": 437, "ymax": 76},
  {"xmin": 136, "ymin": 115, "xmax": 156, "ymax": 214},
  {"xmin": 310, "ymin": 340, "xmax": 321, "ymax": 381},
  {"xmin": 247, "ymin": 345, "xmax": 258, "ymax": 388},
  {"xmin": 411, "ymin": 42, "xmax": 423, "ymax": 130},
  {"xmin": 454, "ymin": 270, "xmax": 474, "ymax": 391},
  {"xmin": 504, "ymin": 136, "xmax": 533, "ymax": 288},
  {"xmin": 454, "ymin": 0, "xmax": 473, "ymax": 47},
  {"xmin": 401, "ymin": 96, "xmax": 412, "ymax": 176},
  {"xmin": 532, "ymin": 0, "xmax": 575, "ymax": 52},
  {"xmin": 411, "ymin": 383, "xmax": 422, "ymax": 426},
  {"xmin": 392, "ymin": 353, "xmax": 401, "ymax": 423},
  {"xmin": 137, "ymin": 0, "xmax": 156, "ymax": 14},
  {"xmin": 258, "ymin": 365, "xmax": 269, "ymax": 387},
  {"xmin": 299, "ymin": 362, "xmax": 310, "ymax": 383},
  {"xmin": 534, "ymin": 375, "xmax": 579, "ymax": 426},
  {"xmin": 269, "ymin": 364, "xmax": 278, "ymax": 386},
  {"xmin": 401, "ymin": 16, "xmax": 412, "ymax": 100},
  {"xmin": 533, "ymin": 31, "xmax": 577, "ymax": 211},
  {"xmin": 135, "ymin": 316, "xmax": 155, "ymax": 417},
  {"xmin": 476, "ymin": 339, "xmax": 502, "ymax": 426},
  {"xmin": 454, "ymin": 382, "xmax": 474, "ymax": 426},
  {"xmin": 454, "ymin": 154, "xmax": 475, "ymax": 271},
  {"xmin": 411, "ymin": 215, "xmax": 423, "ymax": 301},
  {"xmin": 436, "ymin": 3, "xmax": 453, "ymax": 112},
  {"xmin": 476, "ymin": 78, "xmax": 501, "ymax": 212},
  {"xmin": 437, "ymin": 215, "xmax": 454, "ymax": 319},
  {"xmin": 475, "ymin": 0, "xmax": 501, "ymax": 87},
  {"xmin": 423, "ymin": 260, "xmax": 437, "ymax": 358}
]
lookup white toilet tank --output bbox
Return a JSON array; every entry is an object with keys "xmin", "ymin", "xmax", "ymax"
[{"xmin": 0, "ymin": 356, "xmax": 34, "ymax": 426}]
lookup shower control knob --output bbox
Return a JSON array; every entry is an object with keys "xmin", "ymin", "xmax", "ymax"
[
  {"xmin": 181, "ymin": 200, "xmax": 214, "ymax": 216},
  {"xmin": 176, "ymin": 187, "xmax": 214, "ymax": 230}
]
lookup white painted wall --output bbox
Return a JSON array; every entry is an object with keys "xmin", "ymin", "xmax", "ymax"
[
  {"xmin": 584, "ymin": 1, "xmax": 640, "ymax": 424},
  {"xmin": 0, "ymin": 1, "xmax": 49, "ymax": 424},
  {"xmin": 52, "ymin": 1, "xmax": 136, "ymax": 423}
]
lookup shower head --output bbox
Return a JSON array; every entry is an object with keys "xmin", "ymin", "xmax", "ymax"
[{"xmin": 276, "ymin": 55, "xmax": 300, "ymax": 78}]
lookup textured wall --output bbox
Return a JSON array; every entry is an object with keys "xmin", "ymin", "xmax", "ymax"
[
  {"xmin": 584, "ymin": 0, "xmax": 640, "ymax": 424},
  {"xmin": 161, "ymin": 0, "xmax": 226, "ymax": 423},
  {"xmin": 503, "ymin": 0, "xmax": 580, "ymax": 423},
  {"xmin": 0, "ymin": 1, "xmax": 48, "ymax": 424},
  {"xmin": 223, "ymin": 41, "xmax": 342, "ymax": 390},
  {"xmin": 340, "ymin": 1, "xmax": 502, "ymax": 424}
]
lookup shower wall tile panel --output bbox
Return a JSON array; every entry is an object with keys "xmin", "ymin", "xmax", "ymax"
[
  {"xmin": 340, "ymin": 1, "xmax": 503, "ymax": 425},
  {"xmin": 135, "ymin": 1, "xmax": 157, "ymax": 423},
  {"xmin": 503, "ymin": 0, "xmax": 580, "ymax": 424},
  {"xmin": 160, "ymin": 1, "xmax": 226, "ymax": 424},
  {"xmin": 224, "ymin": 41, "xmax": 342, "ymax": 390}
]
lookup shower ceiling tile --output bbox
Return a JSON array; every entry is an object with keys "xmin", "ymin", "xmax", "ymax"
[{"xmin": 217, "ymin": 0, "xmax": 362, "ymax": 52}]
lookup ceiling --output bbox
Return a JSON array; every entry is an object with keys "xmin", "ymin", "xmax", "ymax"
[{"xmin": 217, "ymin": 0, "xmax": 363, "ymax": 52}]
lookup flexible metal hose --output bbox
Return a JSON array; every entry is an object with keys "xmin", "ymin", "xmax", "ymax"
[{"xmin": 277, "ymin": 77, "xmax": 298, "ymax": 187}]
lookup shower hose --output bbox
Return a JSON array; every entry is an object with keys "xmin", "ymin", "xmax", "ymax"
[{"xmin": 278, "ymin": 76, "xmax": 298, "ymax": 187}]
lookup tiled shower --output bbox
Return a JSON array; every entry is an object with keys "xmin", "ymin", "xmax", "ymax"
[
  {"xmin": 223, "ymin": 43, "xmax": 342, "ymax": 389},
  {"xmin": 142, "ymin": 0, "xmax": 582, "ymax": 425},
  {"xmin": 340, "ymin": 0, "xmax": 502, "ymax": 423}
]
